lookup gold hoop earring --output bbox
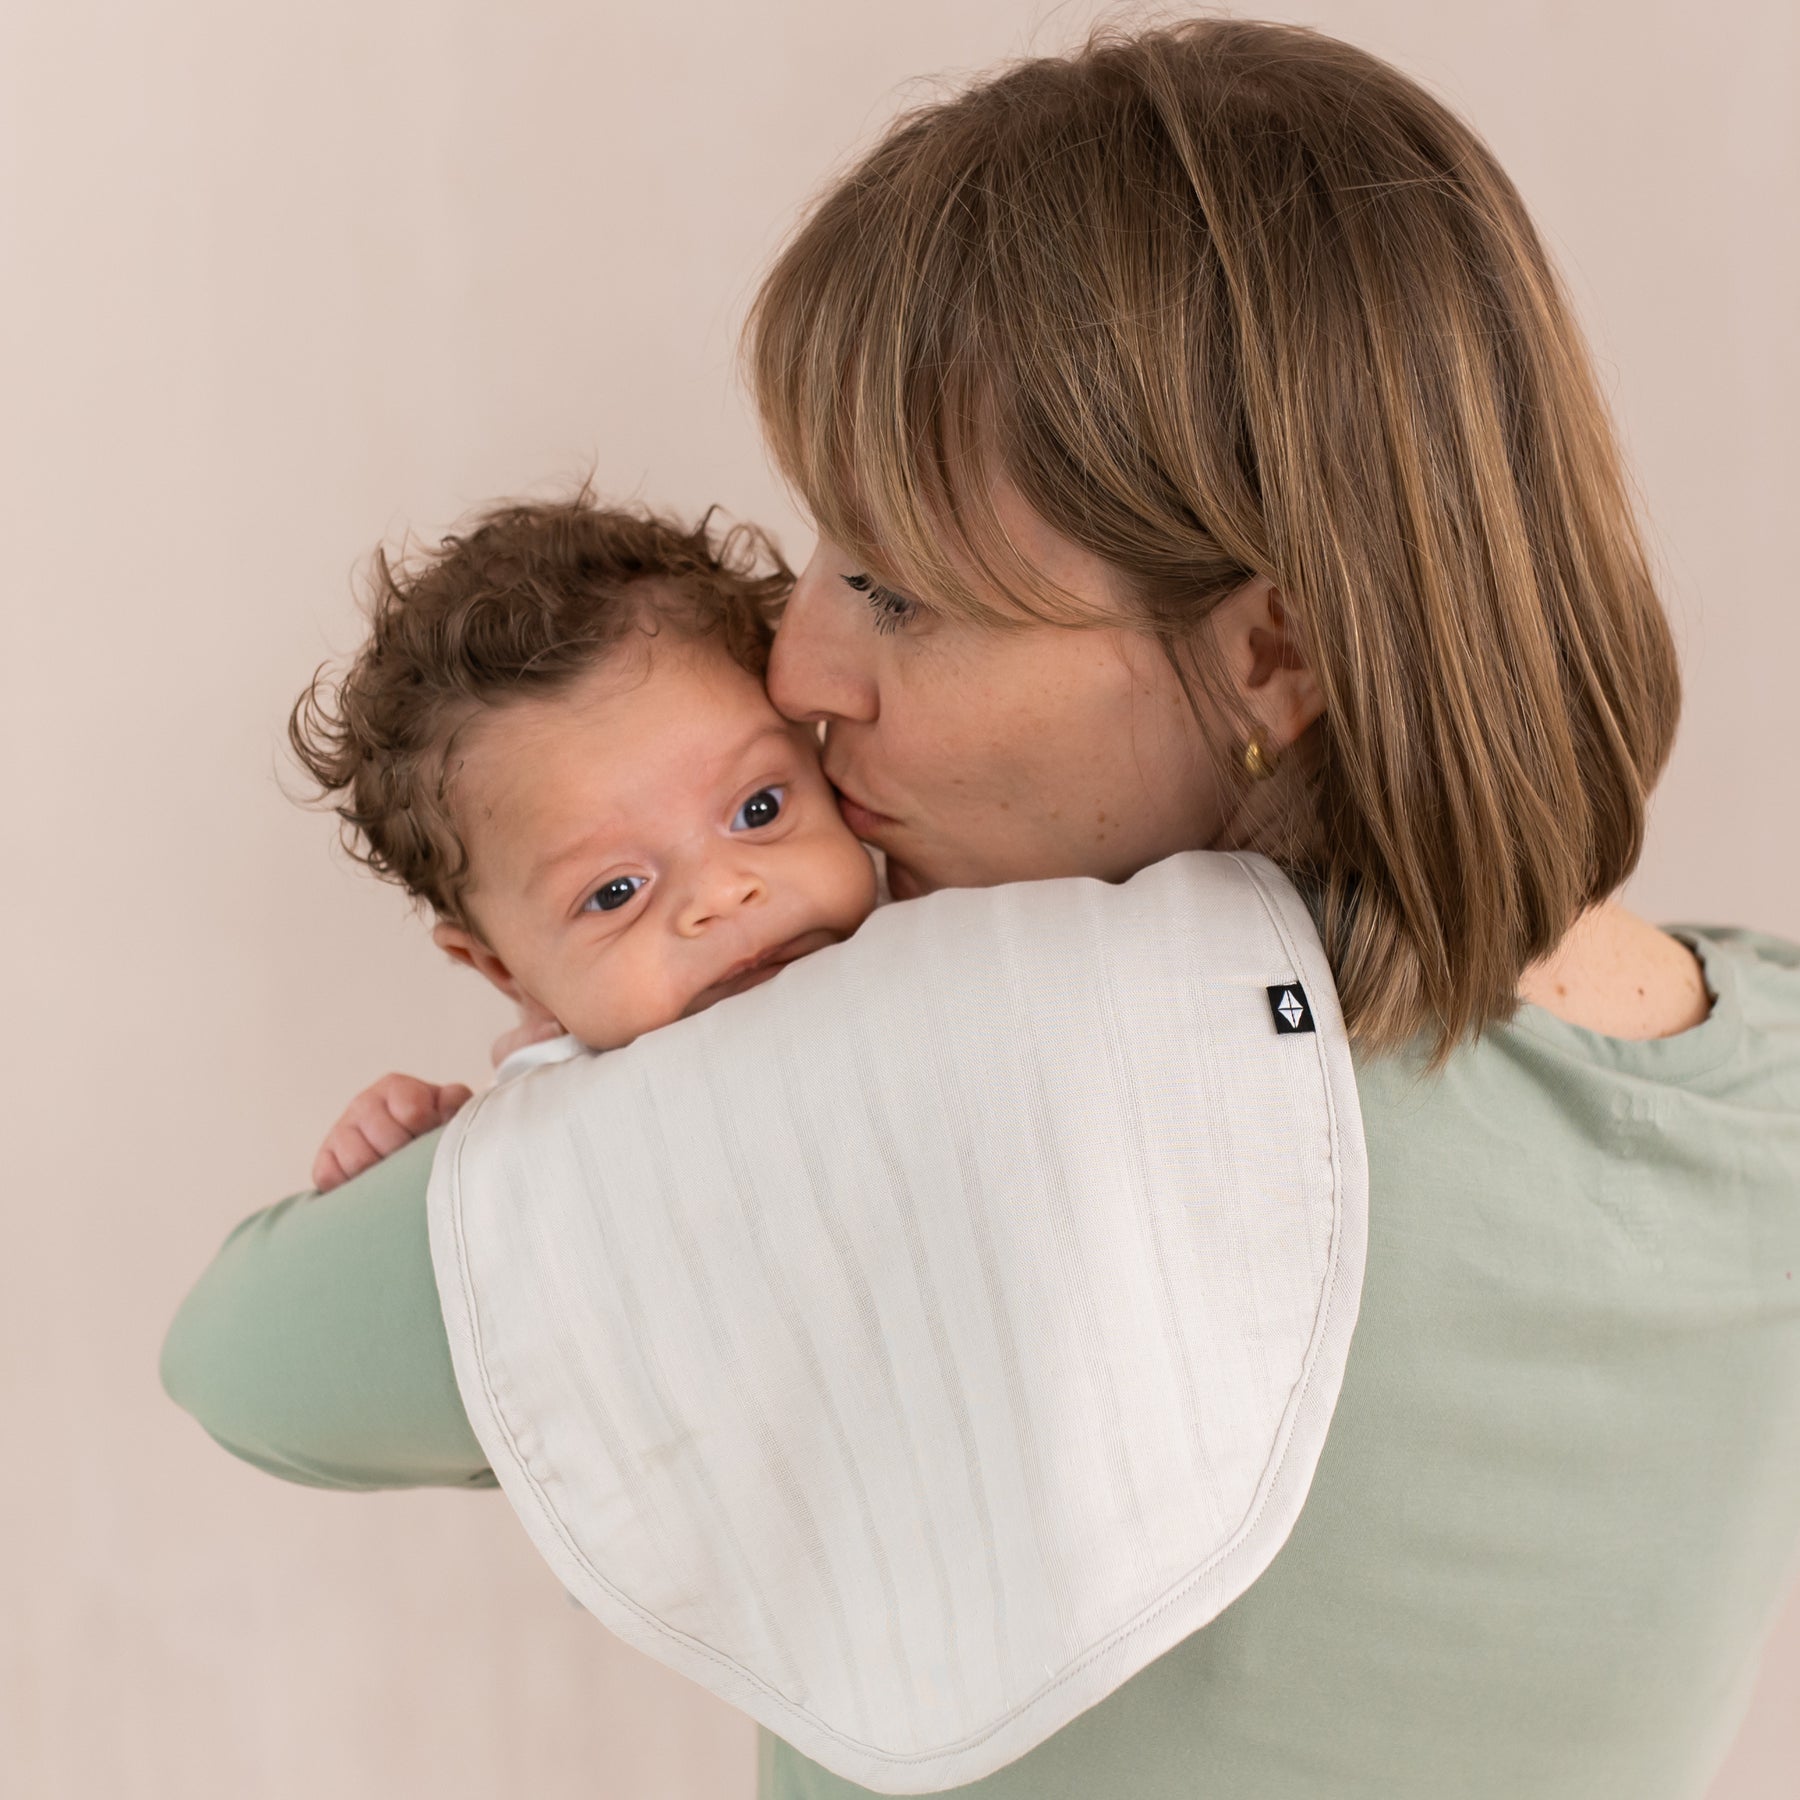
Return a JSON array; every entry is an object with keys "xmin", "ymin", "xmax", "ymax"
[{"xmin": 1242, "ymin": 729, "xmax": 1280, "ymax": 781}]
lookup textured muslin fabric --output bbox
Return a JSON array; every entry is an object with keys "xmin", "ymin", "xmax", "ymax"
[
  {"xmin": 426, "ymin": 849, "xmax": 1367, "ymax": 1792},
  {"xmin": 491, "ymin": 1031, "xmax": 589, "ymax": 1083}
]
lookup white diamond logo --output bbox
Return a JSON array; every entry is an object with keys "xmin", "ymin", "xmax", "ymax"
[{"xmin": 1277, "ymin": 989, "xmax": 1305, "ymax": 1029}]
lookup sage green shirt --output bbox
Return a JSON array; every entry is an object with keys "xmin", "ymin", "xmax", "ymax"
[{"xmin": 160, "ymin": 924, "xmax": 1800, "ymax": 1798}]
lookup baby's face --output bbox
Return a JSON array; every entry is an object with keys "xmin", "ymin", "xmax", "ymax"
[{"xmin": 435, "ymin": 627, "xmax": 879, "ymax": 1051}]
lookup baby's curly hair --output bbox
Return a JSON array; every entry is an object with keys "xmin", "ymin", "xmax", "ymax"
[{"xmin": 289, "ymin": 486, "xmax": 792, "ymax": 934}]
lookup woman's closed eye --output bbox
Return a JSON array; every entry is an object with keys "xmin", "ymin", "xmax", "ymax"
[
  {"xmin": 582, "ymin": 874, "xmax": 646, "ymax": 914},
  {"xmin": 841, "ymin": 572, "xmax": 919, "ymax": 635},
  {"xmin": 732, "ymin": 786, "xmax": 785, "ymax": 831}
]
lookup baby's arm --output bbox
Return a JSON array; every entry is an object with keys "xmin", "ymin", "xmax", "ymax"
[{"xmin": 313, "ymin": 1074, "xmax": 473, "ymax": 1192}]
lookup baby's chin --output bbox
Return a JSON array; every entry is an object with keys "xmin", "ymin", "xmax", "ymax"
[
  {"xmin": 558, "ymin": 924, "xmax": 860, "ymax": 1050},
  {"xmin": 560, "ymin": 965, "xmax": 789, "ymax": 1053},
  {"xmin": 680, "ymin": 958, "xmax": 787, "ymax": 1017},
  {"xmin": 678, "ymin": 925, "xmax": 850, "ymax": 1020}
]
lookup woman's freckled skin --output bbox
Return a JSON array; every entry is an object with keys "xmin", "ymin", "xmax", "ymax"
[{"xmin": 765, "ymin": 481, "xmax": 1325, "ymax": 900}]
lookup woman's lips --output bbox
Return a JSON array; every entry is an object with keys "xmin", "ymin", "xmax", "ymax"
[
  {"xmin": 829, "ymin": 780, "xmax": 897, "ymax": 841},
  {"xmin": 828, "ymin": 777, "xmax": 926, "ymax": 895},
  {"xmin": 837, "ymin": 797, "xmax": 891, "ymax": 840}
]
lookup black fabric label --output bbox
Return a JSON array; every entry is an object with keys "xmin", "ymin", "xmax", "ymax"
[{"xmin": 1266, "ymin": 983, "xmax": 1315, "ymax": 1034}]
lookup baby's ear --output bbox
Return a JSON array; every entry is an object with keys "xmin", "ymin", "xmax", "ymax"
[{"xmin": 431, "ymin": 920, "xmax": 525, "ymax": 1005}]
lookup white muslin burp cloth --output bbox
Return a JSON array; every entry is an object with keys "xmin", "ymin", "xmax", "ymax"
[{"xmin": 427, "ymin": 849, "xmax": 1367, "ymax": 1791}]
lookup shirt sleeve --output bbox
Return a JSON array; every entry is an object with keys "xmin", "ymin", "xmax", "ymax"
[{"xmin": 160, "ymin": 1128, "xmax": 496, "ymax": 1491}]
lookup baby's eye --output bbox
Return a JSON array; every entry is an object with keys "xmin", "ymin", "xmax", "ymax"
[
  {"xmin": 582, "ymin": 875, "xmax": 646, "ymax": 914},
  {"xmin": 732, "ymin": 787, "xmax": 785, "ymax": 831},
  {"xmin": 841, "ymin": 572, "xmax": 920, "ymax": 636}
]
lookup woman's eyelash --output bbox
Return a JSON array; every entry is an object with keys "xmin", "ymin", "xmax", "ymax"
[{"xmin": 841, "ymin": 571, "xmax": 919, "ymax": 635}]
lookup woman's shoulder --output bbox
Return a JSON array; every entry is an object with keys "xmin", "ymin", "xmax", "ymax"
[
  {"xmin": 1358, "ymin": 913, "xmax": 1800, "ymax": 1125},
  {"xmin": 1659, "ymin": 920, "xmax": 1800, "ymax": 1090},
  {"xmin": 1668, "ymin": 919, "xmax": 1800, "ymax": 984},
  {"xmin": 1663, "ymin": 918, "xmax": 1800, "ymax": 1032}
]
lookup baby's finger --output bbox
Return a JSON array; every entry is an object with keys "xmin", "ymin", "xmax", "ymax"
[
  {"xmin": 436, "ymin": 1083, "xmax": 474, "ymax": 1118},
  {"xmin": 335, "ymin": 1124, "xmax": 388, "ymax": 1179},
  {"xmin": 382, "ymin": 1078, "xmax": 448, "ymax": 1134},
  {"xmin": 313, "ymin": 1124, "xmax": 380, "ymax": 1191},
  {"xmin": 349, "ymin": 1094, "xmax": 419, "ymax": 1158}
]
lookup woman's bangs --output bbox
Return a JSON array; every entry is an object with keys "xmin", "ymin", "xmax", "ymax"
[
  {"xmin": 748, "ymin": 143, "xmax": 1071, "ymax": 626},
  {"xmin": 755, "ymin": 290, "xmax": 1004, "ymax": 620}
]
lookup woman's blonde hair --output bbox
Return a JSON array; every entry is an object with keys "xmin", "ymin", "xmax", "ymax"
[{"xmin": 746, "ymin": 16, "xmax": 1681, "ymax": 1069}]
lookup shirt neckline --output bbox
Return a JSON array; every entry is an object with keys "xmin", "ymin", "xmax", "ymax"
[{"xmin": 1505, "ymin": 926, "xmax": 1743, "ymax": 1081}]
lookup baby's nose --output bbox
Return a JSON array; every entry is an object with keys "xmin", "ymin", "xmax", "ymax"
[{"xmin": 676, "ymin": 862, "xmax": 769, "ymax": 935}]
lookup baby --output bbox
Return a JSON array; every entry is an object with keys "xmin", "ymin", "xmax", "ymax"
[{"xmin": 292, "ymin": 489, "xmax": 880, "ymax": 1191}]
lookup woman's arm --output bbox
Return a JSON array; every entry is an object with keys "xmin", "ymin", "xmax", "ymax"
[{"xmin": 160, "ymin": 1128, "xmax": 494, "ymax": 1490}]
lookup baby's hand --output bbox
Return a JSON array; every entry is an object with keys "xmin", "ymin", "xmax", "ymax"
[{"xmin": 312, "ymin": 1074, "xmax": 474, "ymax": 1193}]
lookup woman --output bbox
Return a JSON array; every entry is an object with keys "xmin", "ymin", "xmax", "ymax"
[{"xmin": 163, "ymin": 19, "xmax": 1800, "ymax": 1798}]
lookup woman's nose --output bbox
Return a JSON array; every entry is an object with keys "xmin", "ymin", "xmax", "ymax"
[
  {"xmin": 675, "ymin": 859, "xmax": 770, "ymax": 937},
  {"xmin": 767, "ymin": 566, "xmax": 880, "ymax": 725}
]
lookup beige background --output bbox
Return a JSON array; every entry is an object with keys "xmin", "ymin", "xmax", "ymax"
[{"xmin": 3, "ymin": 0, "xmax": 1795, "ymax": 1794}]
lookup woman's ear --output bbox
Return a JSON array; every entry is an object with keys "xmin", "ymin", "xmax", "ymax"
[
  {"xmin": 1224, "ymin": 578, "xmax": 1325, "ymax": 745},
  {"xmin": 431, "ymin": 920, "xmax": 526, "ymax": 1005}
]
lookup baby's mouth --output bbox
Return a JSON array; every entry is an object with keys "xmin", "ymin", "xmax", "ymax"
[{"xmin": 681, "ymin": 930, "xmax": 836, "ymax": 1017}]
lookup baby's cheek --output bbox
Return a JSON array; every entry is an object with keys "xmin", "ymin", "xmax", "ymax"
[
  {"xmin": 543, "ymin": 943, "xmax": 659, "ymax": 1053},
  {"xmin": 544, "ymin": 983, "xmax": 618, "ymax": 1053},
  {"xmin": 817, "ymin": 830, "xmax": 881, "ymax": 930}
]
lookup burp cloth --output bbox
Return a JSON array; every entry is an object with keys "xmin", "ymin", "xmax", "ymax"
[{"xmin": 428, "ymin": 848, "xmax": 1367, "ymax": 1791}]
